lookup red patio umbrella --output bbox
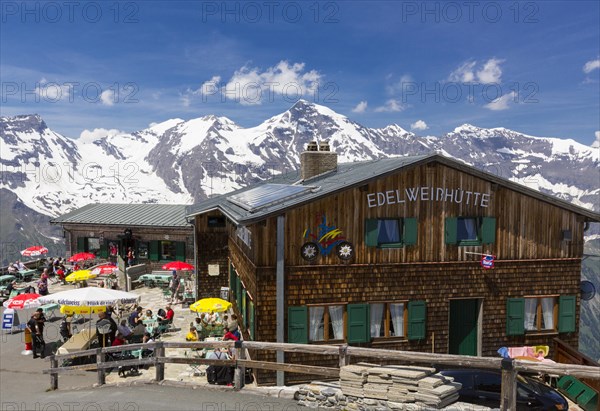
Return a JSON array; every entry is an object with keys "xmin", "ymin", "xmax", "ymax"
[
  {"xmin": 68, "ymin": 252, "xmax": 96, "ymax": 262},
  {"xmin": 162, "ymin": 261, "xmax": 195, "ymax": 271},
  {"xmin": 90, "ymin": 264, "xmax": 117, "ymax": 275},
  {"xmin": 2, "ymin": 293, "xmax": 42, "ymax": 310},
  {"xmin": 20, "ymin": 246, "xmax": 48, "ymax": 257}
]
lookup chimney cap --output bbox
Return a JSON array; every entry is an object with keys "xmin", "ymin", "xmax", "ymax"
[
  {"xmin": 319, "ymin": 141, "xmax": 330, "ymax": 151},
  {"xmin": 306, "ymin": 141, "xmax": 318, "ymax": 151}
]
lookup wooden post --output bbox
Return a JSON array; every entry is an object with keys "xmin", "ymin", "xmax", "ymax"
[
  {"xmin": 234, "ymin": 341, "xmax": 246, "ymax": 390},
  {"xmin": 276, "ymin": 214, "xmax": 285, "ymax": 387},
  {"xmin": 96, "ymin": 348, "xmax": 105, "ymax": 386},
  {"xmin": 155, "ymin": 342, "xmax": 165, "ymax": 381},
  {"xmin": 50, "ymin": 356, "xmax": 58, "ymax": 390},
  {"xmin": 500, "ymin": 358, "xmax": 517, "ymax": 411},
  {"xmin": 339, "ymin": 344, "xmax": 349, "ymax": 368}
]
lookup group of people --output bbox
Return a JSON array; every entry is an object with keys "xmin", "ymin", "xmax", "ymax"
[
  {"xmin": 7, "ymin": 260, "xmax": 27, "ymax": 274},
  {"xmin": 26, "ymin": 308, "xmax": 48, "ymax": 359},
  {"xmin": 186, "ymin": 312, "xmax": 240, "ymax": 343}
]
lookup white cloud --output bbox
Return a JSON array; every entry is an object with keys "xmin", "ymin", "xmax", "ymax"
[
  {"xmin": 35, "ymin": 79, "xmax": 71, "ymax": 101},
  {"xmin": 79, "ymin": 128, "xmax": 124, "ymax": 143},
  {"xmin": 223, "ymin": 60, "xmax": 322, "ymax": 105},
  {"xmin": 583, "ymin": 59, "xmax": 600, "ymax": 74},
  {"xmin": 484, "ymin": 91, "xmax": 516, "ymax": 111},
  {"xmin": 351, "ymin": 101, "xmax": 368, "ymax": 113},
  {"xmin": 193, "ymin": 76, "xmax": 221, "ymax": 96},
  {"xmin": 449, "ymin": 59, "xmax": 504, "ymax": 84},
  {"xmin": 476, "ymin": 58, "xmax": 504, "ymax": 84},
  {"xmin": 593, "ymin": 131, "xmax": 600, "ymax": 148},
  {"xmin": 100, "ymin": 89, "xmax": 115, "ymax": 106},
  {"xmin": 386, "ymin": 74, "xmax": 413, "ymax": 95},
  {"xmin": 410, "ymin": 120, "xmax": 428, "ymax": 131},
  {"xmin": 374, "ymin": 99, "xmax": 406, "ymax": 112},
  {"xmin": 449, "ymin": 61, "xmax": 477, "ymax": 83}
]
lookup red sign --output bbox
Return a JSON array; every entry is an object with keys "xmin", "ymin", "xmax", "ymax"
[{"xmin": 481, "ymin": 254, "xmax": 495, "ymax": 269}]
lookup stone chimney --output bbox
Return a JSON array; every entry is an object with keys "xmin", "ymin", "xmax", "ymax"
[{"xmin": 300, "ymin": 140, "xmax": 337, "ymax": 180}]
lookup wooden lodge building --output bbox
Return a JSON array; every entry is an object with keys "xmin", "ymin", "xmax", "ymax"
[
  {"xmin": 51, "ymin": 204, "xmax": 194, "ymax": 270},
  {"xmin": 186, "ymin": 142, "xmax": 600, "ymax": 385}
]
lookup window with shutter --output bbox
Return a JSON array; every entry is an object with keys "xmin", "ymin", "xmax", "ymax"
[
  {"xmin": 347, "ymin": 303, "xmax": 370, "ymax": 343},
  {"xmin": 248, "ymin": 300, "xmax": 255, "ymax": 340},
  {"xmin": 288, "ymin": 306, "xmax": 308, "ymax": 344},
  {"xmin": 558, "ymin": 295, "xmax": 576, "ymax": 333},
  {"xmin": 506, "ymin": 298, "xmax": 525, "ymax": 336},
  {"xmin": 77, "ymin": 237, "xmax": 86, "ymax": 252},
  {"xmin": 149, "ymin": 241, "xmax": 160, "ymax": 261},
  {"xmin": 365, "ymin": 218, "xmax": 417, "ymax": 248},
  {"xmin": 445, "ymin": 217, "xmax": 457, "ymax": 244},
  {"xmin": 175, "ymin": 241, "xmax": 186, "ymax": 261},
  {"xmin": 407, "ymin": 300, "xmax": 427, "ymax": 340},
  {"xmin": 481, "ymin": 217, "xmax": 496, "ymax": 244}
]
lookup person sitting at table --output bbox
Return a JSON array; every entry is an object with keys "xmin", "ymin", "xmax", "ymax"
[
  {"xmin": 228, "ymin": 314, "xmax": 240, "ymax": 339},
  {"xmin": 222, "ymin": 327, "xmax": 239, "ymax": 342},
  {"xmin": 144, "ymin": 309, "xmax": 153, "ymax": 319},
  {"xmin": 16, "ymin": 260, "xmax": 27, "ymax": 271},
  {"xmin": 7, "ymin": 264, "xmax": 17, "ymax": 274},
  {"xmin": 186, "ymin": 326, "xmax": 199, "ymax": 341},
  {"xmin": 111, "ymin": 332, "xmax": 127, "ymax": 347},
  {"xmin": 5, "ymin": 280, "xmax": 16, "ymax": 296},
  {"xmin": 128, "ymin": 306, "xmax": 143, "ymax": 327},
  {"xmin": 158, "ymin": 304, "xmax": 174, "ymax": 322},
  {"xmin": 117, "ymin": 319, "xmax": 132, "ymax": 340}
]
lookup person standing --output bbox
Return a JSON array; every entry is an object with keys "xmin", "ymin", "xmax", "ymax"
[
  {"xmin": 169, "ymin": 272, "xmax": 181, "ymax": 303},
  {"xmin": 27, "ymin": 312, "xmax": 45, "ymax": 359},
  {"xmin": 126, "ymin": 247, "xmax": 135, "ymax": 267}
]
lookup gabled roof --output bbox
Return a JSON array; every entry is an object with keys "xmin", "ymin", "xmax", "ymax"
[
  {"xmin": 51, "ymin": 204, "xmax": 192, "ymax": 228},
  {"xmin": 186, "ymin": 153, "xmax": 600, "ymax": 225}
]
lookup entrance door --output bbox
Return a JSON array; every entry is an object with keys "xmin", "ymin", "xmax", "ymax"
[{"xmin": 449, "ymin": 299, "xmax": 479, "ymax": 355}]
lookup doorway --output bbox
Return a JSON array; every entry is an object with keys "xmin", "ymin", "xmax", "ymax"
[{"xmin": 449, "ymin": 299, "xmax": 481, "ymax": 356}]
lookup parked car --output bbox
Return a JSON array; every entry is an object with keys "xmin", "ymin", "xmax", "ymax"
[{"xmin": 438, "ymin": 369, "xmax": 569, "ymax": 410}]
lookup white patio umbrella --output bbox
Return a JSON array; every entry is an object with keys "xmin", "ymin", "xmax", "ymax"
[{"xmin": 37, "ymin": 287, "xmax": 140, "ymax": 307}]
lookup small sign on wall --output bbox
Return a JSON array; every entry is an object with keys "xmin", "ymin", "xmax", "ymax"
[{"xmin": 208, "ymin": 264, "xmax": 220, "ymax": 276}]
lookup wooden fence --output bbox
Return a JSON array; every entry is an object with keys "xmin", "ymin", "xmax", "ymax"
[{"xmin": 44, "ymin": 341, "xmax": 600, "ymax": 411}]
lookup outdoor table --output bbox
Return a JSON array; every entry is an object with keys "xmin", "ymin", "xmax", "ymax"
[
  {"xmin": 138, "ymin": 274, "xmax": 172, "ymax": 287},
  {"xmin": 16, "ymin": 269, "xmax": 35, "ymax": 281},
  {"xmin": 142, "ymin": 317, "xmax": 158, "ymax": 333},
  {"xmin": 38, "ymin": 303, "xmax": 60, "ymax": 319},
  {"xmin": 57, "ymin": 328, "xmax": 97, "ymax": 355}
]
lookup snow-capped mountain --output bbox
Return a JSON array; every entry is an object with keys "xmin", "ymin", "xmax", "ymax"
[{"xmin": 1, "ymin": 100, "xmax": 598, "ymax": 247}]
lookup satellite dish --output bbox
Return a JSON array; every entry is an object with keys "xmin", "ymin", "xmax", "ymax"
[{"xmin": 580, "ymin": 281, "xmax": 596, "ymax": 301}]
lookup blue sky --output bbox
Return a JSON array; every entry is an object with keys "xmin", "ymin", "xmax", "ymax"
[{"xmin": 1, "ymin": 1, "xmax": 599, "ymax": 145}]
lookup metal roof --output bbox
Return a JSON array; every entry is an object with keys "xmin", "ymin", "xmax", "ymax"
[
  {"xmin": 51, "ymin": 203, "xmax": 192, "ymax": 228},
  {"xmin": 186, "ymin": 153, "xmax": 600, "ymax": 225},
  {"xmin": 228, "ymin": 183, "xmax": 317, "ymax": 212}
]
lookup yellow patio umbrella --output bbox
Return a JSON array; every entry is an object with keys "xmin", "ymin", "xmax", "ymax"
[
  {"xmin": 190, "ymin": 298, "xmax": 232, "ymax": 313},
  {"xmin": 60, "ymin": 305, "xmax": 106, "ymax": 315},
  {"xmin": 65, "ymin": 269, "xmax": 97, "ymax": 283}
]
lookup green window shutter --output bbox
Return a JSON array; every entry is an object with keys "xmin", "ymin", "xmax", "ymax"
[
  {"xmin": 99, "ymin": 240, "xmax": 108, "ymax": 258},
  {"xmin": 77, "ymin": 237, "xmax": 86, "ymax": 252},
  {"xmin": 403, "ymin": 218, "xmax": 418, "ymax": 245},
  {"xmin": 236, "ymin": 276, "xmax": 242, "ymax": 308},
  {"xmin": 365, "ymin": 219, "xmax": 379, "ymax": 247},
  {"xmin": 408, "ymin": 300, "xmax": 427, "ymax": 340},
  {"xmin": 506, "ymin": 298, "xmax": 525, "ymax": 336},
  {"xmin": 248, "ymin": 300, "xmax": 255, "ymax": 340},
  {"xmin": 347, "ymin": 303, "xmax": 370, "ymax": 343},
  {"xmin": 229, "ymin": 265, "xmax": 236, "ymax": 302},
  {"xmin": 445, "ymin": 217, "xmax": 457, "ymax": 244},
  {"xmin": 175, "ymin": 241, "xmax": 186, "ymax": 261},
  {"xmin": 558, "ymin": 295, "xmax": 576, "ymax": 333},
  {"xmin": 149, "ymin": 241, "xmax": 160, "ymax": 261},
  {"xmin": 242, "ymin": 290, "xmax": 247, "ymax": 328},
  {"xmin": 288, "ymin": 306, "xmax": 308, "ymax": 344},
  {"xmin": 481, "ymin": 217, "xmax": 496, "ymax": 244}
]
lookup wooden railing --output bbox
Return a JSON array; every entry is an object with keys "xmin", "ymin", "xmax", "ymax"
[{"xmin": 44, "ymin": 341, "xmax": 600, "ymax": 411}]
